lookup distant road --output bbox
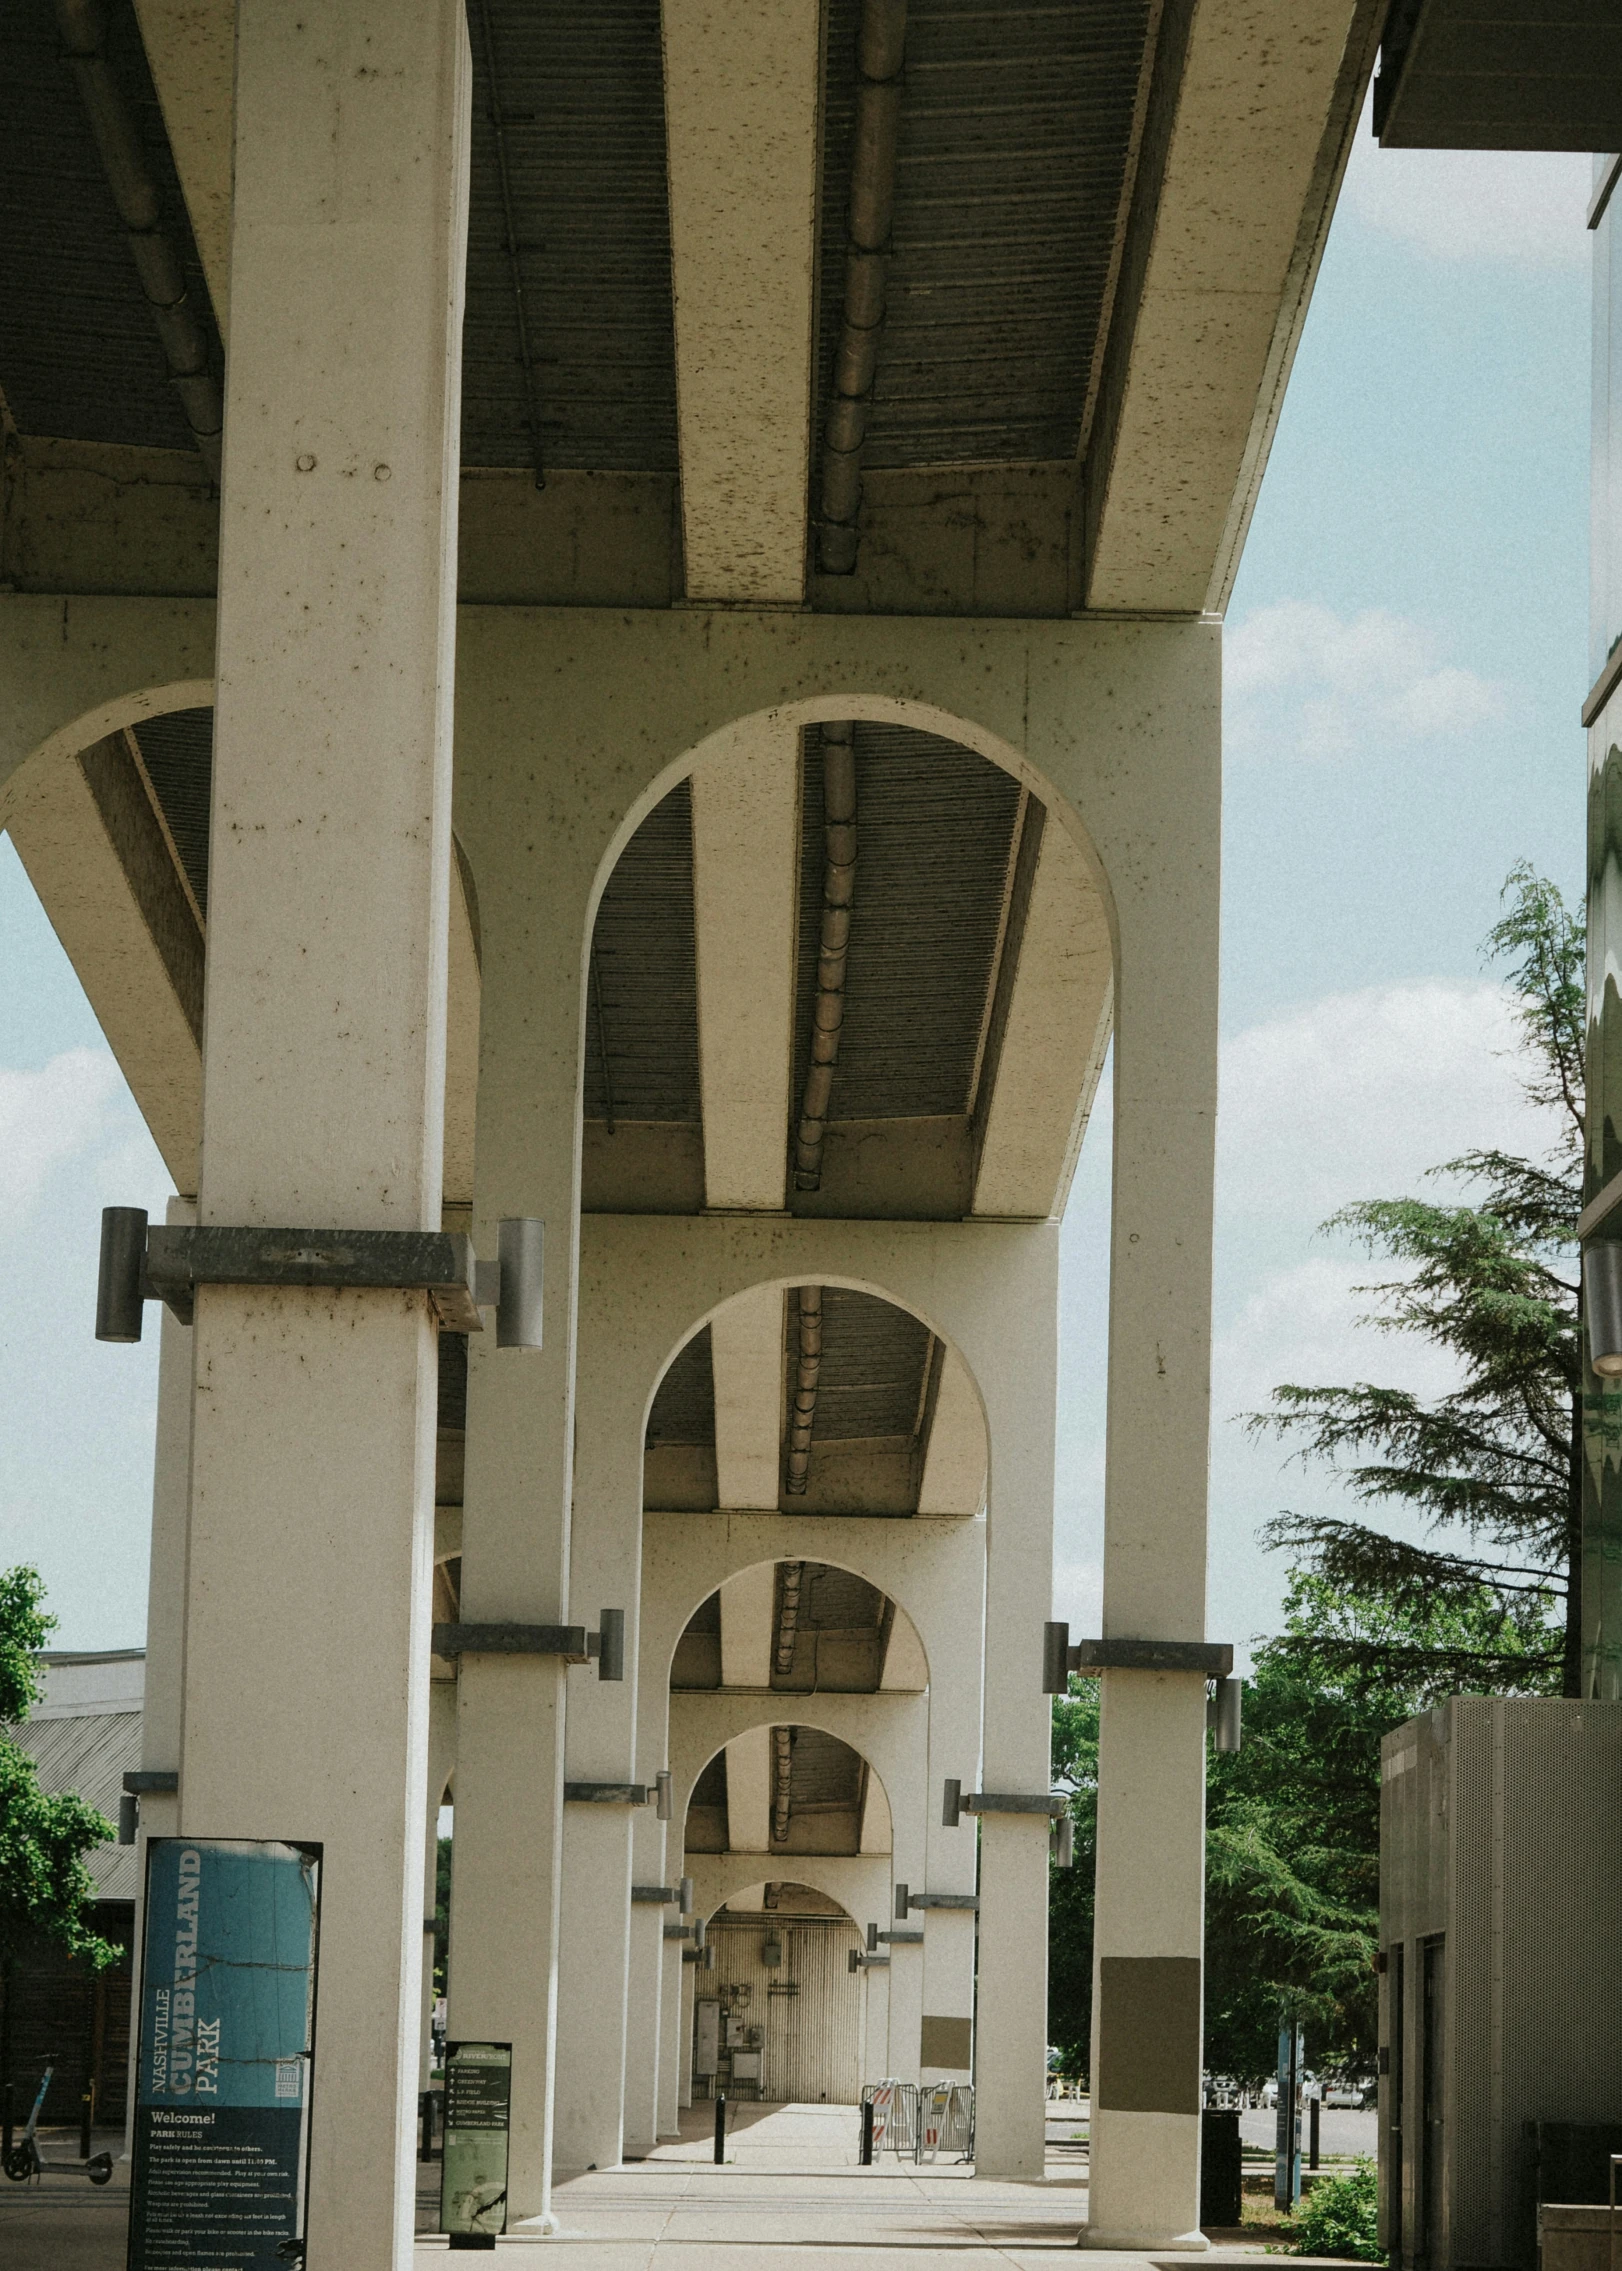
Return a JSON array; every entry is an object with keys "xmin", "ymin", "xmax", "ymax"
[{"xmin": 1240, "ymin": 2108, "xmax": 1377, "ymax": 2159}]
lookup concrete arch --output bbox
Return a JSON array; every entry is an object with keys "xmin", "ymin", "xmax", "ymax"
[
  {"xmin": 695, "ymin": 1867, "xmax": 871, "ymax": 1925},
  {"xmin": 580, "ymin": 692, "xmax": 1116, "ymax": 963},
  {"xmin": 640, "ymin": 1273, "xmax": 990, "ymax": 1479},
  {"xmin": 673, "ymin": 1710, "xmax": 897, "ymax": 1850},
  {"xmin": 662, "ymin": 1550, "xmax": 930, "ymax": 1696}
]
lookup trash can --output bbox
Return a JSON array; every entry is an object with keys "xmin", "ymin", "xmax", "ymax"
[{"xmin": 1201, "ymin": 2108, "xmax": 1243, "ymax": 2229}]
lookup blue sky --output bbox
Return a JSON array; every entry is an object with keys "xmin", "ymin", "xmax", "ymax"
[{"xmin": 0, "ymin": 117, "xmax": 1595, "ymax": 1655}]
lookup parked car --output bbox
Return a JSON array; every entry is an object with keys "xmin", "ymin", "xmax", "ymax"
[{"xmin": 1324, "ymin": 2078, "xmax": 1372, "ymax": 2108}]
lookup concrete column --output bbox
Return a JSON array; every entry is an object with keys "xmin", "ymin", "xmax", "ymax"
[
  {"xmin": 622, "ymin": 1885, "xmax": 665, "ymax": 2157},
  {"xmin": 551, "ymin": 1467, "xmax": 643, "ymax": 2173},
  {"xmin": 125, "ymin": 1201, "xmax": 193, "ymax": 2155},
  {"xmin": 883, "ymin": 1710, "xmax": 929, "ymax": 2085},
  {"xmin": 678, "ymin": 1954, "xmax": 696, "ymax": 2108},
  {"xmin": 921, "ymin": 1538, "xmax": 983, "ymax": 2085},
  {"xmin": 175, "ymin": 13, "xmax": 470, "ymax": 2271},
  {"xmin": 972, "ymin": 1283, "xmax": 1059, "ymax": 2181},
  {"xmin": 418, "ymin": 1681, "xmax": 457, "ymax": 2094},
  {"xmin": 863, "ymin": 1954, "xmax": 891, "ymax": 2083},
  {"xmin": 659, "ymin": 1923, "xmax": 685, "ymax": 2130},
  {"xmin": 1082, "ymin": 680, "xmax": 1220, "ymax": 2250}
]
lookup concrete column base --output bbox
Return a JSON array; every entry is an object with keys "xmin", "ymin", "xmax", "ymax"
[{"xmin": 1081, "ymin": 2229, "xmax": 1209, "ymax": 2253}]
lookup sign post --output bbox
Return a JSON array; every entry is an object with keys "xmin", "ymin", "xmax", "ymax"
[
  {"xmin": 128, "ymin": 1838, "xmax": 320, "ymax": 2271},
  {"xmin": 440, "ymin": 2041, "xmax": 512, "ymax": 2249}
]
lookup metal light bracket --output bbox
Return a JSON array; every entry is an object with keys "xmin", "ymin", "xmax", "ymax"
[
  {"xmin": 633, "ymin": 1885, "xmax": 686, "ymax": 1905},
  {"xmin": 941, "ymin": 1777, "xmax": 1067, "ymax": 1827},
  {"xmin": 565, "ymin": 1782, "xmax": 650, "ymax": 1805},
  {"xmin": 1042, "ymin": 1621, "xmax": 1234, "ymax": 1692},
  {"xmin": 866, "ymin": 1922, "xmax": 923, "ymax": 1949},
  {"xmin": 1207, "ymin": 1675, "xmax": 1243, "ymax": 1753},
  {"xmin": 848, "ymin": 1948, "xmax": 890, "ymax": 1972},
  {"xmin": 431, "ymin": 1610, "xmax": 624, "ymax": 1681},
  {"xmin": 655, "ymin": 1768, "xmax": 673, "ymax": 1821},
  {"xmin": 894, "ymin": 1884, "xmax": 978, "ymax": 1917},
  {"xmin": 96, "ymin": 1207, "xmax": 544, "ymax": 1347}
]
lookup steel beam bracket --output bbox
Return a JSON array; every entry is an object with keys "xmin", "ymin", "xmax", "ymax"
[
  {"xmin": 1042, "ymin": 1620, "xmax": 1233, "ymax": 1693},
  {"xmin": 894, "ymin": 1883, "xmax": 978, "ymax": 1917},
  {"xmin": 96, "ymin": 1207, "xmax": 544, "ymax": 1347},
  {"xmin": 940, "ymin": 1777, "xmax": 1068, "ymax": 1828},
  {"xmin": 431, "ymin": 1610, "xmax": 625, "ymax": 1681}
]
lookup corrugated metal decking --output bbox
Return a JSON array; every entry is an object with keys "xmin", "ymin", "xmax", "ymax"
[
  {"xmin": 816, "ymin": 0, "xmax": 1152, "ymax": 470},
  {"xmin": 646, "ymin": 1323, "xmax": 715, "ymax": 1447},
  {"xmin": 799, "ymin": 1289, "xmax": 933, "ymax": 1444},
  {"xmin": 0, "ymin": 0, "xmax": 222, "ymax": 452},
  {"xmin": 585, "ymin": 780, "xmax": 701, "ymax": 1124},
  {"xmin": 791, "ymin": 725, "xmax": 1023, "ymax": 1121},
  {"xmin": 463, "ymin": 0, "xmax": 679, "ymax": 472},
  {"xmin": 130, "ymin": 706, "xmax": 213, "ymax": 915}
]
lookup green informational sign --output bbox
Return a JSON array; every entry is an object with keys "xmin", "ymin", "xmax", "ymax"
[
  {"xmin": 440, "ymin": 2041, "xmax": 512, "ymax": 2248},
  {"xmin": 128, "ymin": 1838, "xmax": 320, "ymax": 2271}
]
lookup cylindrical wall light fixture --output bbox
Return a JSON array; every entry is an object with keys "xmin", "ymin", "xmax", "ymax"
[{"xmin": 1586, "ymin": 1242, "xmax": 1622, "ymax": 1377}]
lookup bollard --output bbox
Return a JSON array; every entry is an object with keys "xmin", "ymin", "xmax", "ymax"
[
  {"xmin": 420, "ymin": 2088, "xmax": 436, "ymax": 2162},
  {"xmin": 714, "ymin": 2092, "xmax": 726, "ymax": 2165},
  {"xmin": 860, "ymin": 2098, "xmax": 875, "ymax": 2166},
  {"xmin": 1309, "ymin": 2093, "xmax": 1320, "ymax": 2170},
  {"xmin": 2, "ymin": 2078, "xmax": 12, "ymax": 2165},
  {"xmin": 80, "ymin": 2083, "xmax": 93, "ymax": 2161}
]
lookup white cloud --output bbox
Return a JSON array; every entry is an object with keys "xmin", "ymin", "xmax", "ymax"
[
  {"xmin": 1214, "ymin": 1254, "xmax": 1462, "ymax": 1425},
  {"xmin": 0, "ymin": 1049, "xmax": 124, "ymax": 1231},
  {"xmin": 1226, "ymin": 601, "xmax": 1511, "ymax": 759},
  {"xmin": 1340, "ymin": 102, "xmax": 1589, "ymax": 269},
  {"xmin": 1218, "ymin": 978, "xmax": 1560, "ymax": 1221}
]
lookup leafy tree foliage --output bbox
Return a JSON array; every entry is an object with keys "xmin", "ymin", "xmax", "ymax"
[
  {"xmin": 1047, "ymin": 1676, "xmax": 1098, "ymax": 2074},
  {"xmin": 1203, "ymin": 1572, "xmax": 1554, "ymax": 2084},
  {"xmin": 1247, "ymin": 865, "xmax": 1581, "ymax": 1696},
  {"xmin": 0, "ymin": 1567, "xmax": 118, "ymax": 1969}
]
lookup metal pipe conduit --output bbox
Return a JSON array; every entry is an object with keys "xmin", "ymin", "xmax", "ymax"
[
  {"xmin": 54, "ymin": 0, "xmax": 223, "ymax": 478},
  {"xmin": 774, "ymin": 1559, "xmax": 804, "ymax": 1675},
  {"xmin": 816, "ymin": 0, "xmax": 907, "ymax": 575},
  {"xmin": 771, "ymin": 1725, "xmax": 794, "ymax": 1846},
  {"xmin": 793, "ymin": 724, "xmax": 857, "ymax": 1192},
  {"xmin": 784, "ymin": 1290, "xmax": 822, "ymax": 1494}
]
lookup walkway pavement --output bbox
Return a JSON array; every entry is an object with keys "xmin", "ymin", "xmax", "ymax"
[{"xmin": 411, "ymin": 2101, "xmax": 1330, "ymax": 2266}]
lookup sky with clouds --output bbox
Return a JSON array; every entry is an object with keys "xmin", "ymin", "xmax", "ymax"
[{"xmin": 0, "ymin": 111, "xmax": 1595, "ymax": 1656}]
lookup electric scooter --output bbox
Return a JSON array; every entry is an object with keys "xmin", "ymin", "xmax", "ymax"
[{"xmin": 3, "ymin": 2067, "xmax": 114, "ymax": 2184}]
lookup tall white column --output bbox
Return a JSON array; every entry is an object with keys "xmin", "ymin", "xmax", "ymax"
[
  {"xmin": 126, "ymin": 1201, "xmax": 194, "ymax": 2155},
  {"xmin": 175, "ymin": 11, "xmax": 469, "ymax": 2269},
  {"xmin": 921, "ymin": 1529, "xmax": 984, "ymax": 2086},
  {"xmin": 445, "ymin": 715, "xmax": 596, "ymax": 2220},
  {"xmin": 1082, "ymin": 669, "xmax": 1220, "ymax": 2251},
  {"xmin": 970, "ymin": 1253, "xmax": 1059, "ymax": 2181},
  {"xmin": 659, "ymin": 1923, "xmax": 685, "ymax": 2132},
  {"xmin": 418, "ymin": 1680, "xmax": 458, "ymax": 2094}
]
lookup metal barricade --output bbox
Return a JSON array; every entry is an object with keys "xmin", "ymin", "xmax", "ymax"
[
  {"xmin": 860, "ymin": 2079, "xmax": 919, "ymax": 2159},
  {"xmin": 920, "ymin": 2082, "xmax": 974, "ymax": 2163}
]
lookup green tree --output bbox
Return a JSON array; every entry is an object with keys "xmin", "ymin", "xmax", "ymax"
[
  {"xmin": 1203, "ymin": 1569, "xmax": 1556, "ymax": 2083},
  {"xmin": 0, "ymin": 1567, "xmax": 118, "ymax": 1970},
  {"xmin": 1047, "ymin": 1676, "xmax": 1098, "ymax": 2075},
  {"xmin": 1247, "ymin": 865, "xmax": 1581, "ymax": 1697}
]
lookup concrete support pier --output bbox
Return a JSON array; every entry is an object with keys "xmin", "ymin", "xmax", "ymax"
[{"xmin": 170, "ymin": 9, "xmax": 470, "ymax": 2266}]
